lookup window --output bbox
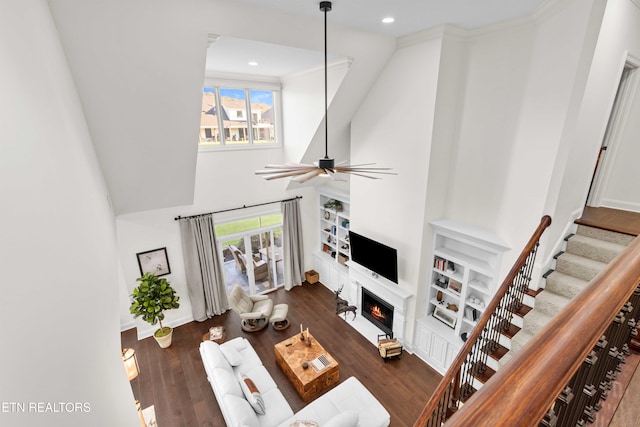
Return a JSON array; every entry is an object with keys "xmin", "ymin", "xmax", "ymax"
[
  {"xmin": 216, "ymin": 213, "xmax": 284, "ymax": 294},
  {"xmin": 199, "ymin": 84, "xmax": 280, "ymax": 148}
]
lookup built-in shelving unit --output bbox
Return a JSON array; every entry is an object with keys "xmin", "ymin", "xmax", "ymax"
[
  {"xmin": 319, "ymin": 192, "xmax": 350, "ymax": 267},
  {"xmin": 414, "ymin": 219, "xmax": 509, "ymax": 374},
  {"xmin": 313, "ymin": 188, "xmax": 350, "ymax": 293}
]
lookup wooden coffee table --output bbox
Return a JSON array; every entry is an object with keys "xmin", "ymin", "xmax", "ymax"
[{"xmin": 274, "ymin": 333, "xmax": 339, "ymax": 402}]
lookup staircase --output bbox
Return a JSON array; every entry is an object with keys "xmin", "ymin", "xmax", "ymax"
[{"xmin": 499, "ymin": 224, "xmax": 635, "ymax": 367}]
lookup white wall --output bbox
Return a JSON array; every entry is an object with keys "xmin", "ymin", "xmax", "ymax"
[
  {"xmin": 541, "ymin": 0, "xmax": 640, "ymax": 267},
  {"xmin": 348, "ymin": 0, "xmax": 616, "ymax": 345},
  {"xmin": 116, "ymin": 149, "xmax": 318, "ymax": 338},
  {"xmin": 583, "ymin": 0, "xmax": 640, "ymax": 212},
  {"xmin": 493, "ymin": 0, "xmax": 605, "ymax": 274},
  {"xmin": 0, "ymin": 1, "xmax": 138, "ymax": 425},
  {"xmin": 445, "ymin": 24, "xmax": 535, "ymax": 231},
  {"xmin": 600, "ymin": 78, "xmax": 640, "ymax": 210},
  {"xmin": 350, "ymin": 31, "xmax": 444, "ymax": 341}
]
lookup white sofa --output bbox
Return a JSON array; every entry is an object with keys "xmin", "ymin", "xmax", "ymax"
[{"xmin": 199, "ymin": 337, "xmax": 390, "ymax": 427}]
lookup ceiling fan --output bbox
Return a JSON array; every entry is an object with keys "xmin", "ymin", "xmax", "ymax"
[{"xmin": 255, "ymin": 1, "xmax": 395, "ymax": 184}]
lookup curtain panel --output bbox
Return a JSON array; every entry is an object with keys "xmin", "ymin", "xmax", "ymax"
[
  {"xmin": 282, "ymin": 198, "xmax": 305, "ymax": 290},
  {"xmin": 178, "ymin": 215, "xmax": 229, "ymax": 320}
]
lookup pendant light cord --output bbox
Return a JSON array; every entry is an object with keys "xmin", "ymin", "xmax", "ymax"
[{"xmin": 323, "ymin": 2, "xmax": 329, "ymax": 159}]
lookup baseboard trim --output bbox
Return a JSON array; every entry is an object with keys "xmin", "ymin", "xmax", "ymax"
[
  {"xmin": 120, "ymin": 321, "xmax": 136, "ymax": 332},
  {"xmin": 135, "ymin": 315, "xmax": 195, "ymax": 340},
  {"xmin": 600, "ymin": 199, "xmax": 640, "ymax": 213}
]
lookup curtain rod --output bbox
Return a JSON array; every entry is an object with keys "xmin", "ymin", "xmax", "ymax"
[{"xmin": 174, "ymin": 196, "xmax": 302, "ymax": 221}]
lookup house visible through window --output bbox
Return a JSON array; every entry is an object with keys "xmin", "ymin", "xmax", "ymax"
[{"xmin": 199, "ymin": 85, "xmax": 279, "ymax": 148}]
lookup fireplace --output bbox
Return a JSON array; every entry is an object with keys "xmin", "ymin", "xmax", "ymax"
[{"xmin": 361, "ymin": 288, "xmax": 394, "ymax": 336}]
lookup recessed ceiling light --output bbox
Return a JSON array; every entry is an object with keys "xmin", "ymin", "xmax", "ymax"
[
  {"xmin": 382, "ymin": 17, "xmax": 395, "ymax": 24},
  {"xmin": 248, "ymin": 61, "xmax": 258, "ymax": 66}
]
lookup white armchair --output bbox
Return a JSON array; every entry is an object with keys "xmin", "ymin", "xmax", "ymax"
[{"xmin": 228, "ymin": 285, "xmax": 274, "ymax": 332}]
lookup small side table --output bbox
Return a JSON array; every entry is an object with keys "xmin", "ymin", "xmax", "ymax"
[{"xmin": 202, "ymin": 326, "xmax": 226, "ymax": 344}]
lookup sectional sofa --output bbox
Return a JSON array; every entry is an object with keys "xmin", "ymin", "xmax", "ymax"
[{"xmin": 199, "ymin": 337, "xmax": 390, "ymax": 427}]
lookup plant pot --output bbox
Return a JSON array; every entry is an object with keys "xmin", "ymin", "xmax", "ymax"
[{"xmin": 153, "ymin": 327, "xmax": 173, "ymax": 348}]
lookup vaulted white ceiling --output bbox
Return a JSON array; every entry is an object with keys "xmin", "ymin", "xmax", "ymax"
[
  {"xmin": 207, "ymin": 0, "xmax": 549, "ymax": 78},
  {"xmin": 233, "ymin": 0, "xmax": 548, "ymax": 38},
  {"xmin": 49, "ymin": 0, "xmax": 549, "ymax": 215}
]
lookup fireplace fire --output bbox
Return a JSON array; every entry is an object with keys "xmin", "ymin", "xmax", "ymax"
[{"xmin": 362, "ymin": 288, "xmax": 394, "ymax": 336}]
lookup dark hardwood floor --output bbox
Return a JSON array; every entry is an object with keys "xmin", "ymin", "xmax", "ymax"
[
  {"xmin": 121, "ymin": 283, "xmax": 441, "ymax": 427},
  {"xmin": 576, "ymin": 206, "xmax": 640, "ymax": 236}
]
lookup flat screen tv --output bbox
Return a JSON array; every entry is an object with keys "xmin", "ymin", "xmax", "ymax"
[{"xmin": 349, "ymin": 231, "xmax": 398, "ymax": 284}]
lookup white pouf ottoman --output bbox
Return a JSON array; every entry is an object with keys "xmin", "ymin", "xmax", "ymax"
[{"xmin": 270, "ymin": 303, "xmax": 290, "ymax": 330}]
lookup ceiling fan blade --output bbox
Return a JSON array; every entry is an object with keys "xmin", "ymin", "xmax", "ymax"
[
  {"xmin": 326, "ymin": 169, "xmax": 347, "ymax": 181},
  {"xmin": 343, "ymin": 171, "xmax": 382, "ymax": 179},
  {"xmin": 292, "ymin": 168, "xmax": 323, "ymax": 183},
  {"xmin": 257, "ymin": 168, "xmax": 317, "ymax": 180},
  {"xmin": 335, "ymin": 166, "xmax": 397, "ymax": 175},
  {"xmin": 261, "ymin": 163, "xmax": 316, "ymax": 170},
  {"xmin": 338, "ymin": 162, "xmax": 377, "ymax": 168}
]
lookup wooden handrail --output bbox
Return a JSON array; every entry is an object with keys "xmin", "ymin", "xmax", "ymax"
[
  {"xmin": 413, "ymin": 215, "xmax": 552, "ymax": 427},
  {"xmin": 445, "ymin": 234, "xmax": 640, "ymax": 426}
]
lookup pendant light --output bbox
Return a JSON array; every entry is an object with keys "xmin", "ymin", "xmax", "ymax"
[{"xmin": 255, "ymin": 1, "xmax": 395, "ymax": 183}]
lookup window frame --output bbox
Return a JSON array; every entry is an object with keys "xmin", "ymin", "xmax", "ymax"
[{"xmin": 199, "ymin": 75, "xmax": 283, "ymax": 151}]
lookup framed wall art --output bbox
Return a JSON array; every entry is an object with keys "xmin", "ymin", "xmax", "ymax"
[
  {"xmin": 433, "ymin": 306, "xmax": 457, "ymax": 329},
  {"xmin": 448, "ymin": 278, "xmax": 462, "ymax": 294},
  {"xmin": 136, "ymin": 247, "xmax": 171, "ymax": 277}
]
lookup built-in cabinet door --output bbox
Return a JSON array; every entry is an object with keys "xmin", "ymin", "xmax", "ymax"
[
  {"xmin": 416, "ymin": 324, "xmax": 432, "ymax": 358},
  {"xmin": 429, "ymin": 333, "xmax": 448, "ymax": 369}
]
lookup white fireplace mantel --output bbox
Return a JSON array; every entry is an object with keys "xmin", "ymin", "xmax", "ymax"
[{"xmin": 345, "ymin": 262, "xmax": 413, "ymax": 344}]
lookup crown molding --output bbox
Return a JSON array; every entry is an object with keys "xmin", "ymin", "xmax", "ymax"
[
  {"xmin": 207, "ymin": 34, "xmax": 220, "ymax": 48},
  {"xmin": 281, "ymin": 57, "xmax": 352, "ymax": 83}
]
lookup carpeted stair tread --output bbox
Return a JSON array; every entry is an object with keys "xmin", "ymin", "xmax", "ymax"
[
  {"xmin": 576, "ymin": 224, "xmax": 635, "ymax": 246},
  {"xmin": 499, "ymin": 330, "xmax": 535, "ymax": 367},
  {"xmin": 555, "ymin": 252, "xmax": 608, "ymax": 282},
  {"xmin": 522, "ymin": 309, "xmax": 554, "ymax": 336},
  {"xmin": 566, "ymin": 234, "xmax": 627, "ymax": 264},
  {"xmin": 533, "ymin": 291, "xmax": 571, "ymax": 318},
  {"xmin": 494, "ymin": 222, "xmax": 630, "ymax": 378},
  {"xmin": 545, "ymin": 271, "xmax": 590, "ymax": 299}
]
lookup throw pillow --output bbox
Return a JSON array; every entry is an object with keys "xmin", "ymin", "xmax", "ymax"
[
  {"xmin": 220, "ymin": 345, "xmax": 243, "ymax": 366},
  {"xmin": 239, "ymin": 375, "xmax": 266, "ymax": 415},
  {"xmin": 323, "ymin": 410, "xmax": 359, "ymax": 427}
]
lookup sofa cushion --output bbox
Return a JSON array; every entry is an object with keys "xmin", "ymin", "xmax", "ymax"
[
  {"xmin": 258, "ymin": 388, "xmax": 294, "ymax": 427},
  {"xmin": 240, "ymin": 375, "xmax": 266, "ymax": 415},
  {"xmin": 323, "ymin": 411, "xmax": 359, "ymax": 427},
  {"xmin": 210, "ymin": 368, "xmax": 243, "ymax": 398},
  {"xmin": 240, "ymin": 365, "xmax": 278, "ymax": 393},
  {"xmin": 278, "ymin": 377, "xmax": 389, "ymax": 427},
  {"xmin": 223, "ymin": 394, "xmax": 260, "ymax": 427},
  {"xmin": 201, "ymin": 341, "xmax": 232, "ymax": 373},
  {"xmin": 221, "ymin": 345, "xmax": 243, "ymax": 367},
  {"xmin": 222, "ymin": 338, "xmax": 263, "ymax": 374}
]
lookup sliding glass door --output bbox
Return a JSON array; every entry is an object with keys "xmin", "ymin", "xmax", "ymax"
[{"xmin": 216, "ymin": 213, "xmax": 283, "ymax": 295}]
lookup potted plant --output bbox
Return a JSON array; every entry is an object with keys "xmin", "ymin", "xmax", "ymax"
[
  {"xmin": 130, "ymin": 272, "xmax": 180, "ymax": 348},
  {"xmin": 323, "ymin": 199, "xmax": 343, "ymax": 212}
]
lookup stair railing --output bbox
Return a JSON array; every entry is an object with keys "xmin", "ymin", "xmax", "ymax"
[
  {"xmin": 413, "ymin": 215, "xmax": 552, "ymax": 427},
  {"xmin": 441, "ymin": 234, "xmax": 640, "ymax": 426}
]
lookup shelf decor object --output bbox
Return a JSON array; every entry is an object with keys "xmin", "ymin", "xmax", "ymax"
[
  {"xmin": 255, "ymin": 1, "xmax": 394, "ymax": 183},
  {"xmin": 433, "ymin": 306, "xmax": 457, "ymax": 329}
]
